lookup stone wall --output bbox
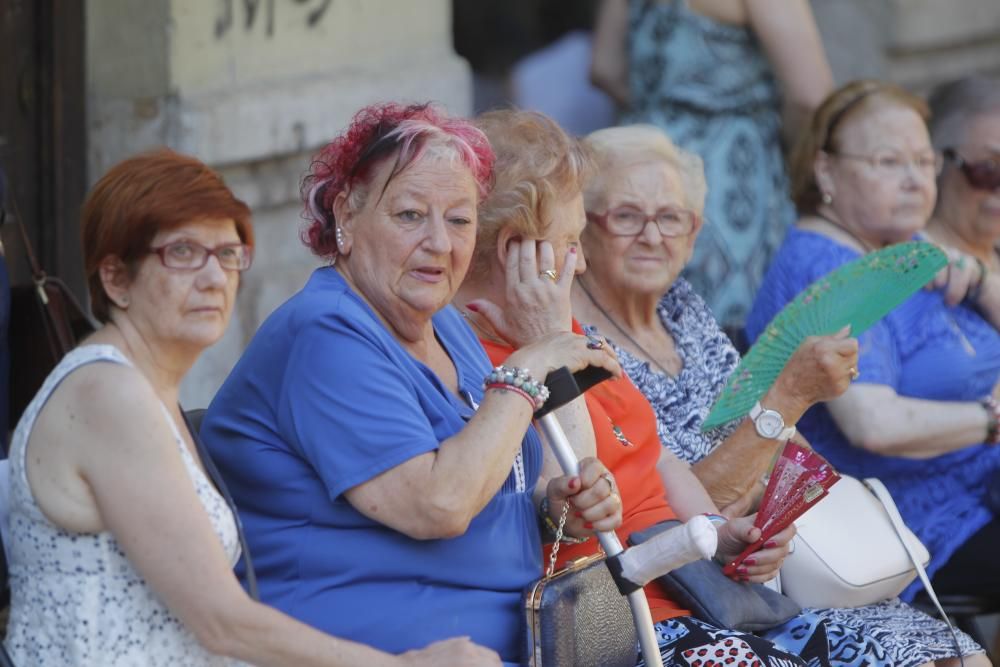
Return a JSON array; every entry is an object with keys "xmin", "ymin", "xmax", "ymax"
[
  {"xmin": 812, "ymin": 0, "xmax": 1000, "ymax": 91},
  {"xmin": 85, "ymin": 0, "xmax": 472, "ymax": 406}
]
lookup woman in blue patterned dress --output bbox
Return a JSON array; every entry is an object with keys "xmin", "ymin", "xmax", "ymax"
[
  {"xmin": 591, "ymin": 0, "xmax": 832, "ymax": 336},
  {"xmin": 749, "ymin": 79, "xmax": 1000, "ymax": 612},
  {"xmin": 575, "ymin": 120, "xmax": 987, "ymax": 666}
]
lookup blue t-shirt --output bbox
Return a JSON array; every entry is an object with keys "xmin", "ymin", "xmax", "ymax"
[
  {"xmin": 202, "ymin": 267, "xmax": 543, "ymax": 663},
  {"xmin": 747, "ymin": 228, "xmax": 1000, "ymax": 600}
]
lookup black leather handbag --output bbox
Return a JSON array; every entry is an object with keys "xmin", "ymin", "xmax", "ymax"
[{"xmin": 629, "ymin": 520, "xmax": 800, "ymax": 632}]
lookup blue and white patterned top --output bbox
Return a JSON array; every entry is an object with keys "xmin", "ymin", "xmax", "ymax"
[
  {"xmin": 593, "ymin": 279, "xmax": 741, "ymax": 462},
  {"xmin": 5, "ymin": 345, "xmax": 242, "ymax": 666},
  {"xmin": 747, "ymin": 228, "xmax": 1000, "ymax": 600},
  {"xmin": 623, "ymin": 0, "xmax": 795, "ymax": 330}
]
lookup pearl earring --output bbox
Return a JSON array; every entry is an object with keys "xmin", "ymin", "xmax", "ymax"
[
  {"xmin": 335, "ymin": 228, "xmax": 345, "ymax": 250},
  {"xmin": 821, "ymin": 192, "xmax": 833, "ymax": 205}
]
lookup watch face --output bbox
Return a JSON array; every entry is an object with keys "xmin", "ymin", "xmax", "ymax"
[{"xmin": 756, "ymin": 410, "xmax": 785, "ymax": 439}]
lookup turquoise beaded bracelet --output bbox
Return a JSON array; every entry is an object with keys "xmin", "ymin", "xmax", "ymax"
[{"xmin": 484, "ymin": 365, "xmax": 550, "ymax": 410}]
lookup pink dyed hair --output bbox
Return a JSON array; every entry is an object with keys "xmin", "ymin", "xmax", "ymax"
[{"xmin": 301, "ymin": 102, "xmax": 495, "ymax": 261}]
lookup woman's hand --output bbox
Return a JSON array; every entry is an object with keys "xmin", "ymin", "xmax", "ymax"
[
  {"xmin": 715, "ymin": 516, "xmax": 795, "ymax": 583},
  {"xmin": 769, "ymin": 327, "xmax": 859, "ymax": 414},
  {"xmin": 929, "ymin": 248, "xmax": 985, "ymax": 306},
  {"xmin": 545, "ymin": 457, "xmax": 623, "ymax": 539},
  {"xmin": 506, "ymin": 331, "xmax": 622, "ymax": 388},
  {"xmin": 466, "ymin": 240, "xmax": 576, "ymax": 348},
  {"xmin": 397, "ymin": 637, "xmax": 502, "ymax": 666}
]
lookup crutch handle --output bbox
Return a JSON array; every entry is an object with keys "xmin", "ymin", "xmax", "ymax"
[{"xmin": 533, "ymin": 366, "xmax": 613, "ymax": 419}]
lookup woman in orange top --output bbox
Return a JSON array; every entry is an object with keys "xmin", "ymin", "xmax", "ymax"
[{"xmin": 455, "ymin": 109, "xmax": 831, "ymax": 666}]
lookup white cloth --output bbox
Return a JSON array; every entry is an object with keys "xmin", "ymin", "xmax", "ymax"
[{"xmin": 4, "ymin": 345, "xmax": 242, "ymax": 666}]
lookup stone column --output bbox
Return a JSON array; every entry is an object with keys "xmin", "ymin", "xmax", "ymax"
[{"xmin": 86, "ymin": 0, "xmax": 473, "ymax": 406}]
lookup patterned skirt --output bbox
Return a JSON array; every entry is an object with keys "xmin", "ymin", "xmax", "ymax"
[{"xmin": 636, "ymin": 601, "xmax": 983, "ymax": 667}]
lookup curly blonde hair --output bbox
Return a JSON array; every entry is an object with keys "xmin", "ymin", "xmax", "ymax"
[{"xmin": 470, "ymin": 109, "xmax": 594, "ymax": 279}]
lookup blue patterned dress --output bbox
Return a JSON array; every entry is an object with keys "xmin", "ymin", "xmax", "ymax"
[
  {"xmin": 747, "ymin": 228, "xmax": 1000, "ymax": 601},
  {"xmin": 583, "ymin": 277, "xmax": 983, "ymax": 667},
  {"xmin": 623, "ymin": 0, "xmax": 795, "ymax": 331}
]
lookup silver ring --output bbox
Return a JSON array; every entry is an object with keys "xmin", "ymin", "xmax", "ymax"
[
  {"xmin": 539, "ymin": 269, "xmax": 558, "ymax": 282},
  {"xmin": 586, "ymin": 333, "xmax": 605, "ymax": 350}
]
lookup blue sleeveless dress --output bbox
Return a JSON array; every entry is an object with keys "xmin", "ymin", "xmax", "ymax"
[{"xmin": 624, "ymin": 0, "xmax": 795, "ymax": 331}]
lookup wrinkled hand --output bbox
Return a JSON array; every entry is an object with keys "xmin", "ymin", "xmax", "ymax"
[
  {"xmin": 770, "ymin": 327, "xmax": 858, "ymax": 411},
  {"xmin": 546, "ymin": 457, "xmax": 623, "ymax": 539},
  {"xmin": 716, "ymin": 515, "xmax": 794, "ymax": 583},
  {"xmin": 506, "ymin": 330, "xmax": 622, "ymax": 387},
  {"xmin": 397, "ymin": 637, "xmax": 502, "ymax": 666},
  {"xmin": 466, "ymin": 239, "xmax": 576, "ymax": 348},
  {"xmin": 928, "ymin": 247, "xmax": 985, "ymax": 306}
]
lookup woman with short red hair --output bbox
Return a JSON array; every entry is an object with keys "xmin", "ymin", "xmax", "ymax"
[{"xmin": 5, "ymin": 148, "xmax": 489, "ymax": 666}]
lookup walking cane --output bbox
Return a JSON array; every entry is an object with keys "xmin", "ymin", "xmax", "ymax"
[{"xmin": 536, "ymin": 367, "xmax": 718, "ymax": 667}]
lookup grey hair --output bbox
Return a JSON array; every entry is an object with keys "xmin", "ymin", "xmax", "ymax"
[
  {"xmin": 582, "ymin": 124, "xmax": 707, "ymax": 216},
  {"xmin": 928, "ymin": 75, "xmax": 1000, "ymax": 152}
]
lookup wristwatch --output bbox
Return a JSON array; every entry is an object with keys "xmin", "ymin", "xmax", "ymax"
[{"xmin": 748, "ymin": 401, "xmax": 796, "ymax": 442}]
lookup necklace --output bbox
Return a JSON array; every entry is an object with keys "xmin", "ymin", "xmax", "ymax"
[
  {"xmin": 458, "ymin": 308, "xmax": 508, "ymax": 346},
  {"xmin": 576, "ymin": 278, "xmax": 676, "ymax": 377},
  {"xmin": 814, "ymin": 211, "xmax": 879, "ymax": 253}
]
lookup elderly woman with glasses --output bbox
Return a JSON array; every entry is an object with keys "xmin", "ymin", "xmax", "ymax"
[
  {"xmin": 859, "ymin": 75, "xmax": 1000, "ymax": 604},
  {"xmin": 747, "ymin": 79, "xmax": 999, "ymax": 664},
  {"xmin": 579, "ymin": 113, "xmax": 989, "ymax": 665}
]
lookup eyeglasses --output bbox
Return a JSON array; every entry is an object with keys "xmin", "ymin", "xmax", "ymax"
[
  {"xmin": 943, "ymin": 149, "xmax": 1000, "ymax": 191},
  {"xmin": 149, "ymin": 241, "xmax": 253, "ymax": 271},
  {"xmin": 586, "ymin": 205, "xmax": 698, "ymax": 237},
  {"xmin": 827, "ymin": 149, "xmax": 942, "ymax": 177}
]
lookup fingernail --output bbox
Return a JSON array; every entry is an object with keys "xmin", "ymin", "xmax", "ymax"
[
  {"xmin": 737, "ymin": 566, "xmax": 748, "ymax": 575},
  {"xmin": 584, "ymin": 522, "xmax": 593, "ymax": 529},
  {"xmin": 465, "ymin": 303, "xmax": 479, "ymax": 313},
  {"xmin": 569, "ymin": 246, "xmax": 577, "ymax": 254},
  {"xmin": 764, "ymin": 540, "xmax": 777, "ymax": 549},
  {"xmin": 568, "ymin": 478, "xmax": 579, "ymax": 490},
  {"xmin": 741, "ymin": 576, "xmax": 750, "ymax": 582},
  {"xmin": 574, "ymin": 512, "xmax": 583, "ymax": 519},
  {"xmin": 743, "ymin": 558, "xmax": 756, "ymax": 566}
]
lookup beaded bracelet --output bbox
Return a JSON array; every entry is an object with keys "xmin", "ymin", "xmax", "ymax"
[
  {"xmin": 980, "ymin": 396, "xmax": 1000, "ymax": 445},
  {"xmin": 539, "ymin": 495, "xmax": 588, "ymax": 544},
  {"xmin": 484, "ymin": 365, "xmax": 550, "ymax": 410}
]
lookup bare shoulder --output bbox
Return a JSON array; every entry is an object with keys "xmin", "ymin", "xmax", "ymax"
[
  {"xmin": 26, "ymin": 361, "xmax": 174, "ymax": 532},
  {"xmin": 34, "ymin": 360, "xmax": 170, "ymax": 457}
]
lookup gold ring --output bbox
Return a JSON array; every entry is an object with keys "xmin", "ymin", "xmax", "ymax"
[
  {"xmin": 600, "ymin": 471, "xmax": 615, "ymax": 494},
  {"xmin": 849, "ymin": 366, "xmax": 860, "ymax": 381},
  {"xmin": 539, "ymin": 269, "xmax": 558, "ymax": 282}
]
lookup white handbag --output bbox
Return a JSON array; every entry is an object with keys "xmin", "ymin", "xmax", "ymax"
[{"xmin": 779, "ymin": 475, "xmax": 930, "ymax": 608}]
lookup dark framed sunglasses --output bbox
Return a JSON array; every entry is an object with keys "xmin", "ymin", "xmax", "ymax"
[{"xmin": 943, "ymin": 148, "xmax": 1000, "ymax": 191}]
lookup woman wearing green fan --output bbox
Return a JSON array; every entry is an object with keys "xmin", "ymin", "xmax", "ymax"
[
  {"xmin": 578, "ymin": 118, "xmax": 987, "ymax": 666},
  {"xmin": 748, "ymin": 80, "xmax": 996, "ymax": 665}
]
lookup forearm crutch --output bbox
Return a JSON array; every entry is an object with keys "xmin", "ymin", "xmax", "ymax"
[{"xmin": 535, "ymin": 367, "xmax": 718, "ymax": 667}]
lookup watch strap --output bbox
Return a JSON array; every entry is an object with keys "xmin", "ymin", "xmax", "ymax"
[{"xmin": 749, "ymin": 401, "xmax": 796, "ymax": 441}]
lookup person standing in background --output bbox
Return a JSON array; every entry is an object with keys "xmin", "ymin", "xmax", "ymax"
[{"xmin": 591, "ymin": 0, "xmax": 832, "ymax": 343}]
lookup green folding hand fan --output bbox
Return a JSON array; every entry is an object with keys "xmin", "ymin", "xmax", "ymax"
[{"xmin": 702, "ymin": 241, "xmax": 948, "ymax": 430}]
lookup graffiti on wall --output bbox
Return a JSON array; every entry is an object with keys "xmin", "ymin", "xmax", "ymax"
[{"xmin": 215, "ymin": 0, "xmax": 333, "ymax": 38}]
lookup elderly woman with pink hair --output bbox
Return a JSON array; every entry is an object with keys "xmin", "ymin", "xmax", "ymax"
[{"xmin": 201, "ymin": 103, "xmax": 622, "ymax": 666}]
